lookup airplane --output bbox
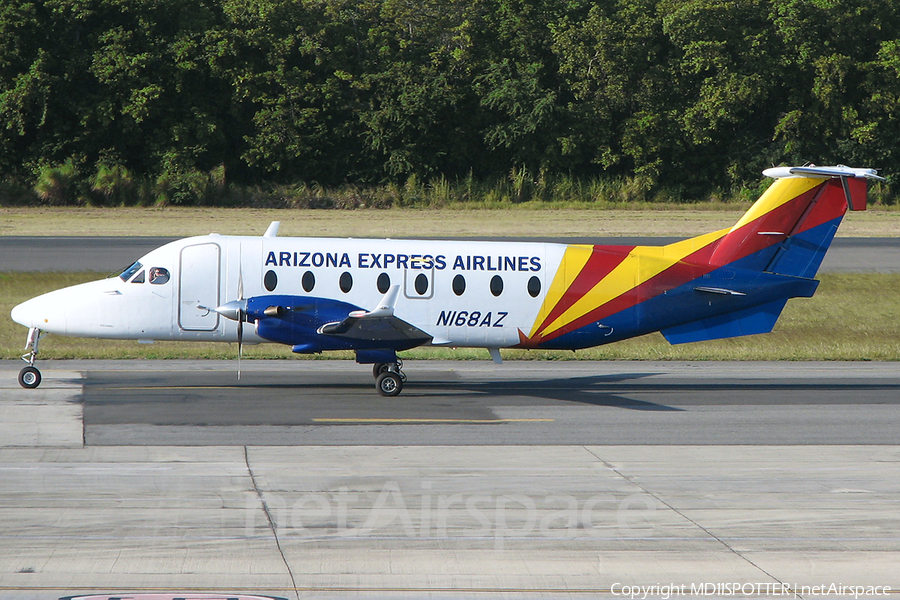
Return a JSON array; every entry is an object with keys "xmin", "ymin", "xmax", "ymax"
[{"xmin": 10, "ymin": 164, "xmax": 883, "ymax": 395}]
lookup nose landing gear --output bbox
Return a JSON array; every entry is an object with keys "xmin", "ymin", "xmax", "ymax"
[{"xmin": 18, "ymin": 328, "xmax": 43, "ymax": 389}]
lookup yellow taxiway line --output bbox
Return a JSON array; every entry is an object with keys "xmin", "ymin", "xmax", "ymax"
[{"xmin": 312, "ymin": 418, "xmax": 554, "ymax": 424}]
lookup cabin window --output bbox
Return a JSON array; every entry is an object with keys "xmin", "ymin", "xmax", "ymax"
[
  {"xmin": 131, "ymin": 270, "xmax": 145, "ymax": 284},
  {"xmin": 264, "ymin": 270, "xmax": 278, "ymax": 292},
  {"xmin": 452, "ymin": 274, "xmax": 466, "ymax": 296},
  {"xmin": 118, "ymin": 261, "xmax": 142, "ymax": 282},
  {"xmin": 149, "ymin": 267, "xmax": 170, "ymax": 285},
  {"xmin": 377, "ymin": 273, "xmax": 391, "ymax": 294},
  {"xmin": 302, "ymin": 271, "xmax": 315, "ymax": 292},
  {"xmin": 527, "ymin": 276, "xmax": 541, "ymax": 297},
  {"xmin": 414, "ymin": 273, "xmax": 429, "ymax": 295},
  {"xmin": 340, "ymin": 272, "xmax": 353, "ymax": 293},
  {"xmin": 490, "ymin": 275, "xmax": 503, "ymax": 297}
]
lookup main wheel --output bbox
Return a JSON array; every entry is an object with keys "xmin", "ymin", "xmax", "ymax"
[
  {"xmin": 373, "ymin": 363, "xmax": 389, "ymax": 378},
  {"xmin": 376, "ymin": 371, "xmax": 403, "ymax": 396},
  {"xmin": 18, "ymin": 366, "xmax": 41, "ymax": 389}
]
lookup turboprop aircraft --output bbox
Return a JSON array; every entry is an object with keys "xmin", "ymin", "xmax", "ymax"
[{"xmin": 11, "ymin": 165, "xmax": 883, "ymax": 395}]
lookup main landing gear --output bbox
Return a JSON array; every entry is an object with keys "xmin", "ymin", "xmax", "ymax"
[
  {"xmin": 372, "ymin": 360, "xmax": 407, "ymax": 397},
  {"xmin": 18, "ymin": 328, "xmax": 43, "ymax": 389}
]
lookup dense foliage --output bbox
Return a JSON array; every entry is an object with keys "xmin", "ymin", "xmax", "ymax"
[{"xmin": 0, "ymin": 0, "xmax": 897, "ymax": 203}]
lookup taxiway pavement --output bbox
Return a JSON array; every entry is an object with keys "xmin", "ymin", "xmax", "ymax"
[
  {"xmin": 56, "ymin": 359, "xmax": 900, "ymax": 446},
  {"xmin": 1, "ymin": 360, "xmax": 898, "ymax": 599},
  {"xmin": 2, "ymin": 236, "xmax": 899, "ymax": 273}
]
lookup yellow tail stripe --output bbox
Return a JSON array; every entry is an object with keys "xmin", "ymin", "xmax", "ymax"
[
  {"xmin": 729, "ymin": 177, "xmax": 821, "ymax": 233},
  {"xmin": 539, "ymin": 228, "xmax": 729, "ymax": 338},
  {"xmin": 529, "ymin": 245, "xmax": 594, "ymax": 338}
]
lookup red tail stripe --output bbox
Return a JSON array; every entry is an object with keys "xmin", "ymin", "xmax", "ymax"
[
  {"xmin": 537, "ymin": 241, "xmax": 720, "ymax": 343},
  {"xmin": 534, "ymin": 246, "xmax": 633, "ymax": 335},
  {"xmin": 710, "ymin": 188, "xmax": 818, "ymax": 267},
  {"xmin": 790, "ymin": 179, "xmax": 851, "ymax": 236}
]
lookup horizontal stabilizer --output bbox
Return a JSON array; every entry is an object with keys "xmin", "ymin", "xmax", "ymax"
[
  {"xmin": 762, "ymin": 165, "xmax": 884, "ymax": 182},
  {"xmin": 661, "ymin": 299, "xmax": 788, "ymax": 345}
]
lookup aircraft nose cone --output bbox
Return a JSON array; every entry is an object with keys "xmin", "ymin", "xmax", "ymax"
[
  {"xmin": 11, "ymin": 298, "xmax": 38, "ymax": 328},
  {"xmin": 11, "ymin": 290, "xmax": 69, "ymax": 333}
]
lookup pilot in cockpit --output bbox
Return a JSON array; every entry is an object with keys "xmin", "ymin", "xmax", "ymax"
[{"xmin": 149, "ymin": 267, "xmax": 170, "ymax": 284}]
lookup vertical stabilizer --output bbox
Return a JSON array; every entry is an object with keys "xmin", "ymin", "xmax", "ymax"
[{"xmin": 708, "ymin": 166, "xmax": 882, "ymax": 277}]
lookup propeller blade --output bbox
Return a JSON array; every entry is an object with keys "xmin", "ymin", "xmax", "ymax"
[
  {"xmin": 237, "ymin": 246, "xmax": 244, "ymax": 380},
  {"xmin": 237, "ymin": 311, "xmax": 243, "ymax": 380},
  {"xmin": 237, "ymin": 249, "xmax": 244, "ymax": 300}
]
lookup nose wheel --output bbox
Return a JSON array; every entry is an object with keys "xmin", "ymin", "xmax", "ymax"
[
  {"xmin": 18, "ymin": 327, "xmax": 44, "ymax": 389},
  {"xmin": 18, "ymin": 366, "xmax": 41, "ymax": 389},
  {"xmin": 373, "ymin": 360, "xmax": 407, "ymax": 396}
]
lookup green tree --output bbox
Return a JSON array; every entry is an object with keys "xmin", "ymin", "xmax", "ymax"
[
  {"xmin": 551, "ymin": 0, "xmax": 669, "ymax": 180},
  {"xmin": 771, "ymin": 0, "xmax": 900, "ymax": 168},
  {"xmin": 212, "ymin": 0, "xmax": 377, "ymax": 182},
  {"xmin": 1, "ymin": 0, "xmax": 898, "ymax": 197}
]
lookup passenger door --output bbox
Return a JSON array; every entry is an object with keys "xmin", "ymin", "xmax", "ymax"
[{"xmin": 179, "ymin": 243, "xmax": 220, "ymax": 331}]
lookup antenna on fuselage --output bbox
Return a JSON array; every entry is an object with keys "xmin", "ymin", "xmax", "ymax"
[{"xmin": 264, "ymin": 221, "xmax": 280, "ymax": 238}]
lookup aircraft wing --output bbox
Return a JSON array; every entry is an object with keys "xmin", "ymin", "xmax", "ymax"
[
  {"xmin": 317, "ymin": 285, "xmax": 432, "ymax": 343},
  {"xmin": 318, "ymin": 313, "xmax": 432, "ymax": 342}
]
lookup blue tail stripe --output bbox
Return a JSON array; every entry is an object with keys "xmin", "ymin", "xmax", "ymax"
[
  {"xmin": 764, "ymin": 217, "xmax": 842, "ymax": 278},
  {"xmin": 537, "ymin": 240, "xmax": 824, "ymax": 350}
]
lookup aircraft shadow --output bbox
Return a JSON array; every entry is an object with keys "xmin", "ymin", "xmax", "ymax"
[
  {"xmin": 412, "ymin": 373, "xmax": 684, "ymax": 411},
  {"xmin": 82, "ymin": 370, "xmax": 682, "ymax": 412}
]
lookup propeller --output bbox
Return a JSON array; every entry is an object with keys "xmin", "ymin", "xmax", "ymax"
[
  {"xmin": 237, "ymin": 264, "xmax": 244, "ymax": 379},
  {"xmin": 215, "ymin": 247, "xmax": 248, "ymax": 380}
]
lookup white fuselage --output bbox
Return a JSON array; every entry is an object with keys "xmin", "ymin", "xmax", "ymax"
[{"xmin": 12, "ymin": 233, "xmax": 569, "ymax": 349}]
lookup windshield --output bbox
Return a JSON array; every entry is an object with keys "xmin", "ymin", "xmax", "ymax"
[{"xmin": 118, "ymin": 261, "xmax": 143, "ymax": 282}]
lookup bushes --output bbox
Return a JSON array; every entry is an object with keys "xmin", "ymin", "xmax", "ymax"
[
  {"xmin": 91, "ymin": 165, "xmax": 134, "ymax": 205},
  {"xmin": 25, "ymin": 162, "xmax": 231, "ymax": 206},
  {"xmin": 34, "ymin": 160, "xmax": 79, "ymax": 205},
  {"xmin": 11, "ymin": 161, "xmax": 894, "ymax": 208}
]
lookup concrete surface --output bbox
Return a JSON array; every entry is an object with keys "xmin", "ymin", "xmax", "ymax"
[
  {"xmin": 2, "ymin": 237, "xmax": 899, "ymax": 273},
  {"xmin": 67, "ymin": 360, "xmax": 900, "ymax": 445},
  {"xmin": 0, "ymin": 362, "xmax": 898, "ymax": 599},
  {"xmin": 0, "ymin": 370, "xmax": 83, "ymax": 447}
]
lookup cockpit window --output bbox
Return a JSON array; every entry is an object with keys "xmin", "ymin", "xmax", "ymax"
[
  {"xmin": 119, "ymin": 261, "xmax": 143, "ymax": 282},
  {"xmin": 149, "ymin": 267, "xmax": 170, "ymax": 285},
  {"xmin": 131, "ymin": 270, "xmax": 145, "ymax": 283}
]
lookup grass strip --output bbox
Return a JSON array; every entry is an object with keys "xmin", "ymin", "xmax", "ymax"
[
  {"xmin": 2, "ymin": 272, "xmax": 898, "ymax": 362},
  {"xmin": 2, "ymin": 206, "xmax": 899, "ymax": 238}
]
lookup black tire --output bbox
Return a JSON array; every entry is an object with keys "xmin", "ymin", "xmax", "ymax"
[
  {"xmin": 376, "ymin": 372, "xmax": 403, "ymax": 397},
  {"xmin": 18, "ymin": 366, "xmax": 41, "ymax": 389},
  {"xmin": 373, "ymin": 363, "xmax": 388, "ymax": 378}
]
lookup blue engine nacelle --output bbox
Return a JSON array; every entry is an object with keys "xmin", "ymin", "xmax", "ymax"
[
  {"xmin": 247, "ymin": 295, "xmax": 358, "ymax": 352},
  {"xmin": 246, "ymin": 295, "xmax": 415, "ymax": 357}
]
